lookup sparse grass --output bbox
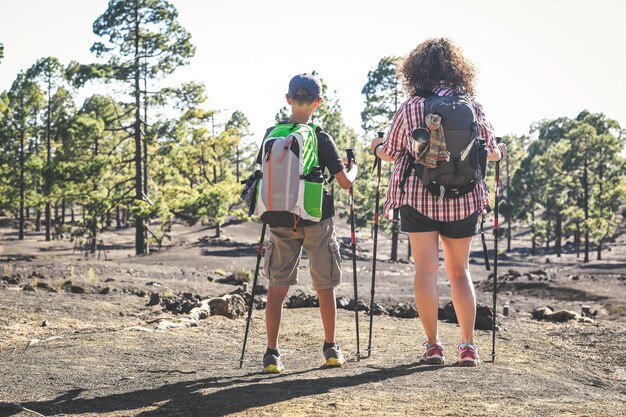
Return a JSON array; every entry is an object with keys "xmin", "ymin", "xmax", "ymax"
[
  {"xmin": 232, "ymin": 269, "xmax": 253, "ymax": 283},
  {"xmin": 67, "ymin": 265, "xmax": 76, "ymax": 282},
  {"xmin": 86, "ymin": 266, "xmax": 96, "ymax": 284},
  {"xmin": 162, "ymin": 289, "xmax": 174, "ymax": 298},
  {"xmin": 3, "ymin": 263, "xmax": 13, "ymax": 276},
  {"xmin": 214, "ymin": 268, "xmax": 228, "ymax": 277},
  {"xmin": 56, "ymin": 278, "xmax": 64, "ymax": 293}
]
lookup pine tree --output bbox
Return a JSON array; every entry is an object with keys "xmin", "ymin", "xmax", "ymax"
[
  {"xmin": 361, "ymin": 57, "xmax": 406, "ymax": 261},
  {"xmin": 90, "ymin": 0, "xmax": 195, "ymax": 254},
  {"xmin": 1, "ymin": 72, "xmax": 44, "ymax": 239}
]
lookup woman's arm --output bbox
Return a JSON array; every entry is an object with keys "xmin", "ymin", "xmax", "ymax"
[
  {"xmin": 370, "ymin": 140, "xmax": 396, "ymax": 162},
  {"xmin": 473, "ymin": 100, "xmax": 504, "ymax": 161},
  {"xmin": 369, "ymin": 103, "xmax": 409, "ymax": 162}
]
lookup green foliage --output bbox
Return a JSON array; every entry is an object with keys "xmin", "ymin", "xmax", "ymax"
[
  {"xmin": 510, "ymin": 111, "xmax": 626, "ymax": 257},
  {"xmin": 91, "ymin": 0, "xmax": 196, "ymax": 80},
  {"xmin": 361, "ymin": 56, "xmax": 405, "ymax": 135},
  {"xmin": 0, "ymin": 72, "xmax": 44, "ymax": 223},
  {"xmin": 1, "ymin": 34, "xmax": 624, "ymax": 268},
  {"xmin": 180, "ymin": 180, "xmax": 240, "ymax": 226}
]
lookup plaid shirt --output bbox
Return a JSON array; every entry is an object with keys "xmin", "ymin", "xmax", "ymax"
[{"xmin": 381, "ymin": 84, "xmax": 497, "ymax": 222}]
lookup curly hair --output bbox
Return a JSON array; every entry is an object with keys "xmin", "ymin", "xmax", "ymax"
[{"xmin": 399, "ymin": 38, "xmax": 477, "ymax": 97}]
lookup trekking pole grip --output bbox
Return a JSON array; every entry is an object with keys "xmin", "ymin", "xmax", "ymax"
[
  {"xmin": 373, "ymin": 132, "xmax": 384, "ymax": 170},
  {"xmin": 346, "ymin": 148, "xmax": 356, "ymax": 167}
]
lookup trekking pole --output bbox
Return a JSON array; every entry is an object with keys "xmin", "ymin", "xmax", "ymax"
[
  {"xmin": 480, "ymin": 214, "xmax": 491, "ymax": 271},
  {"xmin": 367, "ymin": 132, "xmax": 384, "ymax": 358},
  {"xmin": 346, "ymin": 148, "xmax": 361, "ymax": 361},
  {"xmin": 239, "ymin": 223, "xmax": 267, "ymax": 368},
  {"xmin": 491, "ymin": 138, "xmax": 502, "ymax": 363}
]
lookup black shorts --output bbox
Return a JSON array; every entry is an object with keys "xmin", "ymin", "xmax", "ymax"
[{"xmin": 399, "ymin": 205, "xmax": 479, "ymax": 239}]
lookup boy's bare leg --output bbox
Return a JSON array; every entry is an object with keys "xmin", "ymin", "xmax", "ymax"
[
  {"xmin": 266, "ymin": 286, "xmax": 289, "ymax": 349},
  {"xmin": 316, "ymin": 287, "xmax": 337, "ymax": 343}
]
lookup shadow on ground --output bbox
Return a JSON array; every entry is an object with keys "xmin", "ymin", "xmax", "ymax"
[{"xmin": 24, "ymin": 363, "xmax": 439, "ymax": 416}]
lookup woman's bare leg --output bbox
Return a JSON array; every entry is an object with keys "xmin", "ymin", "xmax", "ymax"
[
  {"xmin": 441, "ymin": 236, "xmax": 476, "ymax": 344},
  {"xmin": 409, "ymin": 231, "xmax": 440, "ymax": 344}
]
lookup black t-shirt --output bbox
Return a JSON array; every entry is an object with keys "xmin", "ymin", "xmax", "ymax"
[{"xmin": 256, "ymin": 124, "xmax": 344, "ymax": 228}]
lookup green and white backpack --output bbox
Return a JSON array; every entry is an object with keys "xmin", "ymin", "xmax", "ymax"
[{"xmin": 256, "ymin": 123, "xmax": 324, "ymax": 223}]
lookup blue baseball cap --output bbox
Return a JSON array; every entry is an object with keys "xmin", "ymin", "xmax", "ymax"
[{"xmin": 288, "ymin": 73, "xmax": 322, "ymax": 101}]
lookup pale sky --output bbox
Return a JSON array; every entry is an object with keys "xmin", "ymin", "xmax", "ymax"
[{"xmin": 1, "ymin": 0, "xmax": 625, "ymax": 141}]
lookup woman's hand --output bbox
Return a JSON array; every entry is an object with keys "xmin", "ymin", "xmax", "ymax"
[
  {"xmin": 488, "ymin": 142, "xmax": 507, "ymax": 162},
  {"xmin": 370, "ymin": 137, "xmax": 384, "ymax": 155}
]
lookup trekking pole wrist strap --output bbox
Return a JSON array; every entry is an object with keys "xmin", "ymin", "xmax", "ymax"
[{"xmin": 374, "ymin": 144, "xmax": 383, "ymax": 158}]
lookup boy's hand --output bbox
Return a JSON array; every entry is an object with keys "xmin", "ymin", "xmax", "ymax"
[{"xmin": 343, "ymin": 158, "xmax": 358, "ymax": 170}]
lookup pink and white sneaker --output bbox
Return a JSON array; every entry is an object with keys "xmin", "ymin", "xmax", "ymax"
[
  {"xmin": 420, "ymin": 342, "xmax": 445, "ymax": 365},
  {"xmin": 458, "ymin": 343, "xmax": 480, "ymax": 366}
]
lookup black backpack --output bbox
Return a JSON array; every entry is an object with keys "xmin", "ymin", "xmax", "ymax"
[{"xmin": 400, "ymin": 94, "xmax": 487, "ymax": 198}]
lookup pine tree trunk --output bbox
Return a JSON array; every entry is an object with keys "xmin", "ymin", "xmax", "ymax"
[
  {"xmin": 407, "ymin": 239, "xmax": 412, "ymax": 260},
  {"xmin": 36, "ymin": 209, "xmax": 41, "ymax": 232},
  {"xmin": 391, "ymin": 209, "xmax": 399, "ymax": 262},
  {"xmin": 555, "ymin": 210, "xmax": 562, "ymax": 257},
  {"xmin": 506, "ymin": 150, "xmax": 511, "ymax": 252},
  {"xmin": 19, "ymin": 124, "xmax": 25, "ymax": 240},
  {"xmin": 116, "ymin": 206, "xmax": 121, "ymax": 229},
  {"xmin": 90, "ymin": 214, "xmax": 97, "ymax": 254},
  {"xmin": 531, "ymin": 210, "xmax": 536, "ymax": 256},
  {"xmin": 133, "ymin": 3, "xmax": 145, "ymax": 255},
  {"xmin": 71, "ymin": 207, "xmax": 75, "ymax": 223},
  {"xmin": 216, "ymin": 222, "xmax": 221, "ymax": 238},
  {"xmin": 45, "ymin": 82, "xmax": 52, "ymax": 242},
  {"xmin": 597, "ymin": 239, "xmax": 602, "ymax": 260},
  {"xmin": 236, "ymin": 146, "xmax": 240, "ymax": 184},
  {"xmin": 575, "ymin": 234, "xmax": 580, "ymax": 257},
  {"xmin": 583, "ymin": 148, "xmax": 589, "ymax": 263},
  {"xmin": 61, "ymin": 198, "xmax": 66, "ymax": 225}
]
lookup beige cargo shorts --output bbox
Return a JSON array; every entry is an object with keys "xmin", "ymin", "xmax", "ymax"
[{"xmin": 264, "ymin": 217, "xmax": 342, "ymax": 289}]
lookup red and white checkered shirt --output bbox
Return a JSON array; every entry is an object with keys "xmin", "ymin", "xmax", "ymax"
[{"xmin": 381, "ymin": 84, "xmax": 497, "ymax": 222}]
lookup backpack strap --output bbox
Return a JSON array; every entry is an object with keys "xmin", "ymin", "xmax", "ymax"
[
  {"xmin": 309, "ymin": 124, "xmax": 336, "ymax": 185},
  {"xmin": 399, "ymin": 153, "xmax": 416, "ymax": 196}
]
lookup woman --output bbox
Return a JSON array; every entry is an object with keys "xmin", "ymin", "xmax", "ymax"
[{"xmin": 370, "ymin": 38, "xmax": 505, "ymax": 366}]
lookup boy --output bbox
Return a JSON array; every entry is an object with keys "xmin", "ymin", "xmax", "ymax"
[{"xmin": 256, "ymin": 73, "xmax": 358, "ymax": 373}]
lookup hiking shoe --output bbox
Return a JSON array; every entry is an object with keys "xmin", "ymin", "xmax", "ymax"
[
  {"xmin": 420, "ymin": 342, "xmax": 445, "ymax": 365},
  {"xmin": 263, "ymin": 354, "xmax": 284, "ymax": 374},
  {"xmin": 458, "ymin": 343, "xmax": 480, "ymax": 367},
  {"xmin": 323, "ymin": 345, "xmax": 346, "ymax": 367}
]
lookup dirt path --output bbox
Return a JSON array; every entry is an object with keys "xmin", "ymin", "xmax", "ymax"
[{"xmin": 1, "ymin": 217, "xmax": 625, "ymax": 416}]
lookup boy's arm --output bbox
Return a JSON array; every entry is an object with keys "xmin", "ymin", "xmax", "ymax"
[
  {"xmin": 335, "ymin": 163, "xmax": 358, "ymax": 190},
  {"xmin": 318, "ymin": 130, "xmax": 357, "ymax": 189}
]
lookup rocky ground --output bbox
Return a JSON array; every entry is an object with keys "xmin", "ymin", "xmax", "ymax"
[{"xmin": 0, "ymin": 213, "xmax": 625, "ymax": 416}]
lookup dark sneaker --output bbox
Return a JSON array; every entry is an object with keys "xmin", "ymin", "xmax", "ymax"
[
  {"xmin": 458, "ymin": 343, "xmax": 480, "ymax": 367},
  {"xmin": 420, "ymin": 342, "xmax": 445, "ymax": 365},
  {"xmin": 323, "ymin": 345, "xmax": 346, "ymax": 367},
  {"xmin": 263, "ymin": 354, "xmax": 284, "ymax": 374}
]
